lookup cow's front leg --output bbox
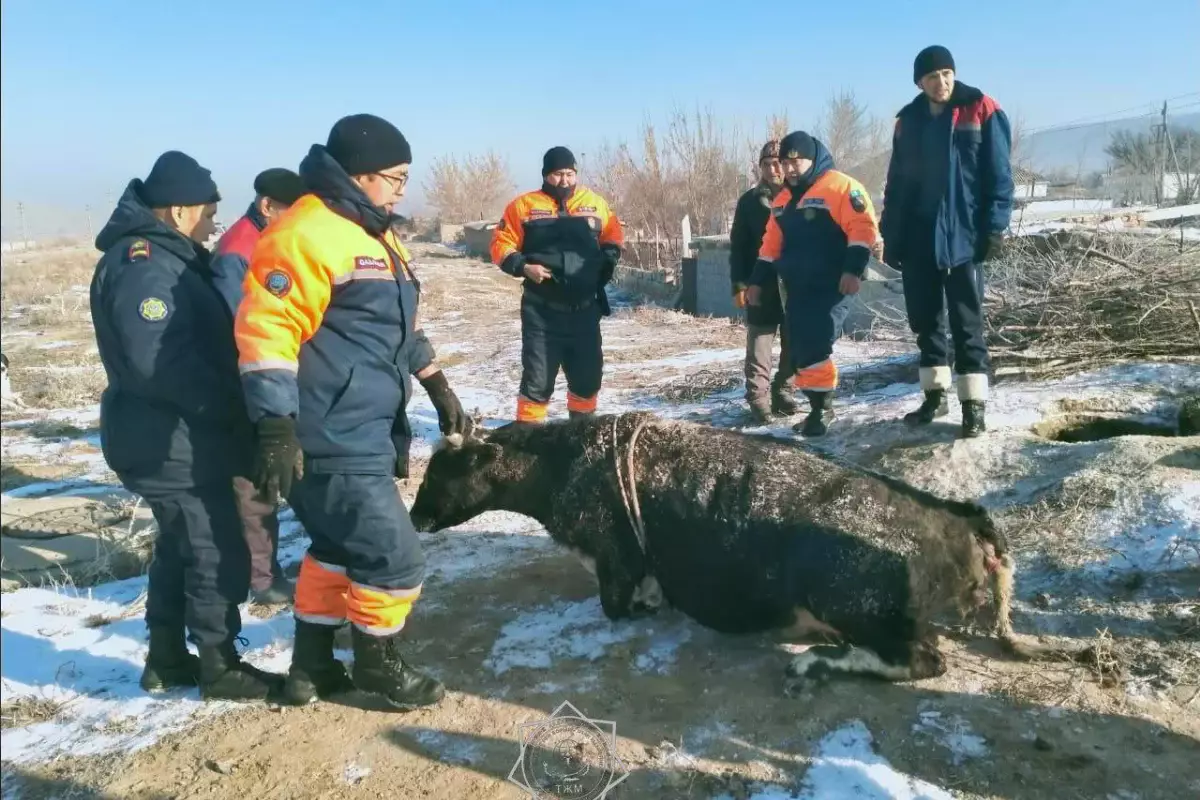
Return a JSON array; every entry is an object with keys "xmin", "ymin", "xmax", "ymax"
[
  {"xmin": 783, "ymin": 634, "xmax": 944, "ymax": 696},
  {"xmin": 595, "ymin": 555, "xmax": 639, "ymax": 621}
]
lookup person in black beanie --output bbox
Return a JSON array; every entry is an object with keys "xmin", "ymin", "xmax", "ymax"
[
  {"xmin": 490, "ymin": 145, "xmax": 624, "ymax": 423},
  {"xmin": 89, "ymin": 151, "xmax": 286, "ymax": 702},
  {"xmin": 729, "ymin": 139, "xmax": 799, "ymax": 423},
  {"xmin": 208, "ymin": 166, "xmax": 307, "ymax": 609},
  {"xmin": 234, "ymin": 112, "xmax": 466, "ymax": 711},
  {"xmin": 880, "ymin": 46, "xmax": 1014, "ymax": 438}
]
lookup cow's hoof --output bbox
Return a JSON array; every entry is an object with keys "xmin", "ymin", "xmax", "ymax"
[{"xmin": 911, "ymin": 642, "xmax": 948, "ymax": 680}]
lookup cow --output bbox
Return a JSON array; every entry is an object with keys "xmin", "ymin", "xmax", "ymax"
[
  {"xmin": 1, "ymin": 352, "xmax": 27, "ymax": 411},
  {"xmin": 409, "ymin": 411, "xmax": 1038, "ymax": 688}
]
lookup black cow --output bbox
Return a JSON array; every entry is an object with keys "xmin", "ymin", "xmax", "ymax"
[{"xmin": 410, "ymin": 411, "xmax": 1032, "ymax": 686}]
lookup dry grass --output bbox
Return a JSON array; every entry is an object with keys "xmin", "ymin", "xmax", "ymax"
[
  {"xmin": 1, "ymin": 245, "xmax": 96, "ymax": 312},
  {"xmin": 0, "ymin": 692, "xmax": 78, "ymax": 730},
  {"xmin": 652, "ymin": 369, "xmax": 741, "ymax": 403}
]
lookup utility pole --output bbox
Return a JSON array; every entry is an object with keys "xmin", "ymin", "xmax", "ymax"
[
  {"xmin": 85, "ymin": 205, "xmax": 94, "ymax": 241},
  {"xmin": 17, "ymin": 201, "xmax": 28, "ymax": 243}
]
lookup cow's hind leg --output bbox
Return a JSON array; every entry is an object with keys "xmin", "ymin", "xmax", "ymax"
[
  {"xmin": 594, "ymin": 555, "xmax": 641, "ymax": 621},
  {"xmin": 783, "ymin": 636, "xmax": 945, "ymax": 695}
]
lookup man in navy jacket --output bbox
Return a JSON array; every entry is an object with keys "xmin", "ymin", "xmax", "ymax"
[{"xmin": 880, "ymin": 46, "xmax": 1014, "ymax": 438}]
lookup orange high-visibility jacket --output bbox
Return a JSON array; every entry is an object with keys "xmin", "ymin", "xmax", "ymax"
[
  {"xmin": 234, "ymin": 193, "xmax": 429, "ymax": 474},
  {"xmin": 490, "ymin": 186, "xmax": 623, "ymax": 306}
]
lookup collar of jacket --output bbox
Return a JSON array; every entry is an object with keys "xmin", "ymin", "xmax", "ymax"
[
  {"xmin": 899, "ymin": 80, "xmax": 985, "ymax": 119},
  {"xmin": 298, "ymin": 144, "xmax": 392, "ymax": 237},
  {"xmin": 94, "ymin": 179, "xmax": 210, "ymax": 265},
  {"xmin": 784, "ymin": 138, "xmax": 836, "ymax": 203},
  {"xmin": 244, "ymin": 201, "xmax": 268, "ymax": 232}
]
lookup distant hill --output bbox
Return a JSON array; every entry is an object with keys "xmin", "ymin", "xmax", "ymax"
[{"xmin": 1022, "ymin": 110, "xmax": 1200, "ymax": 176}]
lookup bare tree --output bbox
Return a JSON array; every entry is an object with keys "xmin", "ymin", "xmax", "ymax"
[
  {"xmin": 665, "ymin": 106, "xmax": 744, "ymax": 236},
  {"xmin": 423, "ymin": 151, "xmax": 516, "ymax": 223},
  {"xmin": 814, "ymin": 90, "xmax": 887, "ymax": 170}
]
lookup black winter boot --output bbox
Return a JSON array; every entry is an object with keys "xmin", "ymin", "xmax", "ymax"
[
  {"xmin": 350, "ymin": 627, "xmax": 445, "ymax": 710},
  {"xmin": 771, "ymin": 385, "xmax": 800, "ymax": 416},
  {"xmin": 139, "ymin": 625, "xmax": 201, "ymax": 693},
  {"xmin": 568, "ymin": 409, "xmax": 594, "ymax": 421},
  {"xmin": 795, "ymin": 391, "xmax": 834, "ymax": 437},
  {"xmin": 961, "ymin": 400, "xmax": 987, "ymax": 438},
  {"xmin": 198, "ymin": 639, "xmax": 285, "ymax": 702},
  {"xmin": 903, "ymin": 390, "xmax": 949, "ymax": 426},
  {"xmin": 281, "ymin": 621, "xmax": 356, "ymax": 705}
]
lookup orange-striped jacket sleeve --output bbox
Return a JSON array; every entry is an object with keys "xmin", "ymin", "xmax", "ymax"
[
  {"xmin": 593, "ymin": 193, "xmax": 624, "ymax": 249},
  {"xmin": 491, "ymin": 198, "xmax": 527, "ymax": 276},
  {"xmin": 234, "ymin": 221, "xmax": 332, "ymax": 421},
  {"xmin": 831, "ymin": 176, "xmax": 880, "ymax": 278}
]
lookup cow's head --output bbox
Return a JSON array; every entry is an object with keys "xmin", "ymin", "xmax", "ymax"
[{"xmin": 410, "ymin": 427, "xmax": 508, "ymax": 532}]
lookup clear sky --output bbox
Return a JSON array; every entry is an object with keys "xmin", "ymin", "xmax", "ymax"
[{"xmin": 2, "ymin": 0, "xmax": 1198, "ymax": 238}]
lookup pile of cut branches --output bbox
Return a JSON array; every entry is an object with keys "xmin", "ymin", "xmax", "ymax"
[{"xmin": 982, "ymin": 229, "xmax": 1200, "ymax": 376}]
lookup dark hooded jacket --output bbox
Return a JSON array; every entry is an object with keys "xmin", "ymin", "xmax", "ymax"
[
  {"xmin": 880, "ymin": 81, "xmax": 1014, "ymax": 269},
  {"xmin": 89, "ymin": 181, "xmax": 251, "ymax": 493},
  {"xmin": 729, "ymin": 181, "xmax": 785, "ymax": 326}
]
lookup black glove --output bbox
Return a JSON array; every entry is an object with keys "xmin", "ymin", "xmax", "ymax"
[
  {"xmin": 598, "ymin": 244, "xmax": 621, "ymax": 285},
  {"xmin": 978, "ymin": 232, "xmax": 1005, "ymax": 263},
  {"xmin": 419, "ymin": 370, "xmax": 468, "ymax": 436},
  {"xmin": 252, "ymin": 416, "xmax": 303, "ymax": 503}
]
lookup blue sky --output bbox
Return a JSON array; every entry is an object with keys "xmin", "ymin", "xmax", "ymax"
[{"xmin": 2, "ymin": 0, "xmax": 1198, "ymax": 236}]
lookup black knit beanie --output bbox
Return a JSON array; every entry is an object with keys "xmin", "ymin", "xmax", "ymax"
[
  {"xmin": 779, "ymin": 131, "xmax": 816, "ymax": 161},
  {"xmin": 140, "ymin": 151, "xmax": 221, "ymax": 208},
  {"xmin": 913, "ymin": 45, "xmax": 955, "ymax": 84},
  {"xmin": 326, "ymin": 114, "xmax": 412, "ymax": 175},
  {"xmin": 542, "ymin": 146, "xmax": 577, "ymax": 176},
  {"xmin": 253, "ymin": 167, "xmax": 305, "ymax": 205}
]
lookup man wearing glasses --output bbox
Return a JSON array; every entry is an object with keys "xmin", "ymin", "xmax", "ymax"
[
  {"xmin": 235, "ymin": 113, "xmax": 468, "ymax": 710},
  {"xmin": 490, "ymin": 146, "xmax": 624, "ymax": 423}
]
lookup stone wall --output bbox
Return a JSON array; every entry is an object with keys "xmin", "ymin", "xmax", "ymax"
[
  {"xmin": 684, "ymin": 234, "xmax": 907, "ymax": 339},
  {"xmin": 611, "ymin": 264, "xmax": 681, "ymax": 307},
  {"xmin": 462, "ymin": 220, "xmax": 498, "ymax": 259}
]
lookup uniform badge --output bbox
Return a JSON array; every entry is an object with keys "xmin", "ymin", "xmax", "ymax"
[
  {"xmin": 354, "ymin": 256, "xmax": 389, "ymax": 271},
  {"xmin": 786, "ymin": 149, "xmax": 799, "ymax": 159},
  {"xmin": 127, "ymin": 239, "xmax": 151, "ymax": 262},
  {"xmin": 265, "ymin": 270, "xmax": 292, "ymax": 298},
  {"xmin": 849, "ymin": 188, "xmax": 868, "ymax": 213},
  {"xmin": 138, "ymin": 297, "xmax": 168, "ymax": 321},
  {"xmin": 804, "ymin": 208, "xmax": 816, "ymax": 221}
]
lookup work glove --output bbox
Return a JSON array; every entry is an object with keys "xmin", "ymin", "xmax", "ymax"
[
  {"xmin": 732, "ymin": 282, "xmax": 748, "ymax": 309},
  {"xmin": 420, "ymin": 370, "xmax": 469, "ymax": 436},
  {"xmin": 977, "ymin": 232, "xmax": 1005, "ymax": 263},
  {"xmin": 252, "ymin": 416, "xmax": 303, "ymax": 504},
  {"xmin": 598, "ymin": 245, "xmax": 621, "ymax": 285}
]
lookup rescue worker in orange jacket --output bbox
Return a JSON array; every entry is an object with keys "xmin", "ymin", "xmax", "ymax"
[
  {"xmin": 234, "ymin": 113, "xmax": 469, "ymax": 710},
  {"xmin": 490, "ymin": 147, "xmax": 624, "ymax": 422},
  {"xmin": 746, "ymin": 131, "xmax": 880, "ymax": 437}
]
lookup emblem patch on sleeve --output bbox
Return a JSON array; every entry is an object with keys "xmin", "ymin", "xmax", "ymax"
[
  {"xmin": 138, "ymin": 297, "xmax": 168, "ymax": 321},
  {"xmin": 849, "ymin": 188, "xmax": 868, "ymax": 213},
  {"xmin": 127, "ymin": 240, "xmax": 151, "ymax": 262},
  {"xmin": 265, "ymin": 270, "xmax": 292, "ymax": 297},
  {"xmin": 354, "ymin": 256, "xmax": 389, "ymax": 271}
]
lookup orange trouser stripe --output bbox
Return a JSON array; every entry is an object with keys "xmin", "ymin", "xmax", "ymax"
[
  {"xmin": 347, "ymin": 582, "xmax": 423, "ymax": 635},
  {"xmin": 294, "ymin": 555, "xmax": 350, "ymax": 626},
  {"xmin": 516, "ymin": 396, "xmax": 549, "ymax": 422},
  {"xmin": 566, "ymin": 392, "xmax": 597, "ymax": 413},
  {"xmin": 794, "ymin": 358, "xmax": 838, "ymax": 392}
]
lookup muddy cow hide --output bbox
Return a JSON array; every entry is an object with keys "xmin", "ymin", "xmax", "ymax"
[{"xmin": 410, "ymin": 411, "xmax": 1025, "ymax": 687}]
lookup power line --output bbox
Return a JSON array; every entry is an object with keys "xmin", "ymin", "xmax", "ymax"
[{"xmin": 1024, "ymin": 90, "xmax": 1200, "ymax": 136}]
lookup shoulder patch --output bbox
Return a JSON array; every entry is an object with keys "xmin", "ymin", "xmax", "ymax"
[
  {"xmin": 127, "ymin": 239, "xmax": 151, "ymax": 262},
  {"xmin": 354, "ymin": 255, "xmax": 389, "ymax": 271},
  {"xmin": 527, "ymin": 208, "xmax": 554, "ymax": 218},
  {"xmin": 849, "ymin": 188, "xmax": 868, "ymax": 213},
  {"xmin": 264, "ymin": 270, "xmax": 292, "ymax": 298},
  {"xmin": 138, "ymin": 297, "xmax": 168, "ymax": 322}
]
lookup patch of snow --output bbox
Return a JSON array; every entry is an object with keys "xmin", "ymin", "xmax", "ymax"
[
  {"xmin": 911, "ymin": 711, "xmax": 990, "ymax": 766},
  {"xmin": 632, "ymin": 623, "xmax": 692, "ymax": 675},
  {"xmin": 612, "ymin": 348, "xmax": 744, "ymax": 371},
  {"xmin": 793, "ymin": 720, "xmax": 955, "ymax": 800},
  {"xmin": 405, "ymin": 728, "xmax": 484, "ymax": 766},
  {"xmin": 33, "ymin": 341, "xmax": 78, "ymax": 350},
  {"xmin": 413, "ymin": 510, "xmax": 554, "ymax": 584},
  {"xmin": 343, "ymin": 762, "xmax": 371, "ymax": 785},
  {"xmin": 484, "ymin": 597, "xmax": 639, "ymax": 675}
]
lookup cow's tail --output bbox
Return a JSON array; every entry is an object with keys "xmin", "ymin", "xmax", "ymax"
[{"xmin": 990, "ymin": 553, "xmax": 1086, "ymax": 662}]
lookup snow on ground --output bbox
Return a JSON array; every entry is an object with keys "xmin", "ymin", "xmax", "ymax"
[{"xmin": 2, "ymin": 257, "xmax": 1198, "ymax": 796}]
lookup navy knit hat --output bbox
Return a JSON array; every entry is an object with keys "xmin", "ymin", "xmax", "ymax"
[
  {"xmin": 253, "ymin": 167, "xmax": 305, "ymax": 205},
  {"xmin": 914, "ymin": 45, "xmax": 955, "ymax": 84},
  {"xmin": 140, "ymin": 151, "xmax": 221, "ymax": 208},
  {"xmin": 326, "ymin": 114, "xmax": 412, "ymax": 176},
  {"xmin": 779, "ymin": 131, "xmax": 816, "ymax": 161},
  {"xmin": 542, "ymin": 146, "xmax": 577, "ymax": 176}
]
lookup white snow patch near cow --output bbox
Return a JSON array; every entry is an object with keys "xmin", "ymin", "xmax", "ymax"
[
  {"xmin": 912, "ymin": 711, "xmax": 990, "ymax": 766},
  {"xmin": 484, "ymin": 598, "xmax": 639, "ymax": 675}
]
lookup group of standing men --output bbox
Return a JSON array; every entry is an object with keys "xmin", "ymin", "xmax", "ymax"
[
  {"xmin": 730, "ymin": 45, "xmax": 1014, "ymax": 439},
  {"xmin": 85, "ymin": 41, "xmax": 1010, "ymax": 712}
]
